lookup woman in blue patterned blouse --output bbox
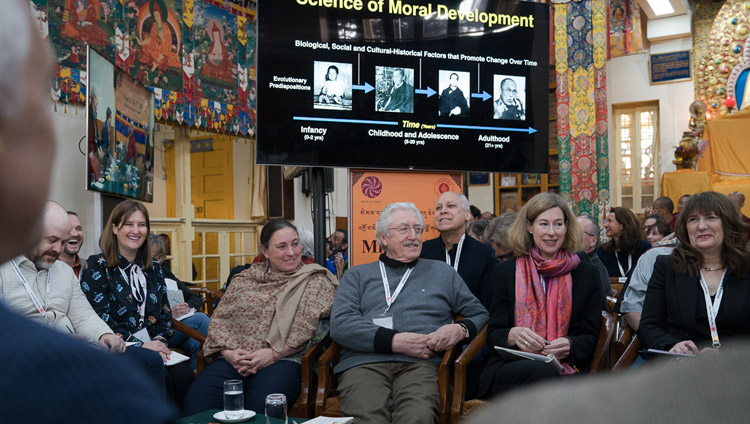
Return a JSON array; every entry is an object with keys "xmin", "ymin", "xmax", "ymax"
[{"xmin": 80, "ymin": 200, "xmax": 194, "ymax": 408}]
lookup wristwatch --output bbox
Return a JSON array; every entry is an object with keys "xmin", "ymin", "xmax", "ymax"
[{"xmin": 457, "ymin": 323, "xmax": 469, "ymax": 339}]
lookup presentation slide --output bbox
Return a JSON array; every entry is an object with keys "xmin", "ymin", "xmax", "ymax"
[{"xmin": 257, "ymin": 0, "xmax": 549, "ymax": 173}]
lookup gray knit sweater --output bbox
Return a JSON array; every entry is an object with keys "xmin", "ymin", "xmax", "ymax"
[{"xmin": 330, "ymin": 257, "xmax": 488, "ymax": 373}]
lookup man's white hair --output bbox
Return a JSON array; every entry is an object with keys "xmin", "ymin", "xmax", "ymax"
[
  {"xmin": 375, "ymin": 202, "xmax": 425, "ymax": 249},
  {"xmin": 0, "ymin": 1, "xmax": 32, "ymax": 122}
]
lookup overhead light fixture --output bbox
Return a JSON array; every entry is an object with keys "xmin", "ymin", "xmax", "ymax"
[{"xmin": 647, "ymin": 0, "xmax": 674, "ymax": 16}]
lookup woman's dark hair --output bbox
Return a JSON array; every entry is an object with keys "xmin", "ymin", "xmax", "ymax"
[
  {"xmin": 601, "ymin": 207, "xmax": 641, "ymax": 254},
  {"xmin": 100, "ymin": 200, "xmax": 152, "ymax": 269},
  {"xmin": 260, "ymin": 219, "xmax": 298, "ymax": 248},
  {"xmin": 647, "ymin": 218, "xmax": 671, "ymax": 238},
  {"xmin": 325, "ymin": 65, "xmax": 339, "ymax": 81},
  {"xmin": 672, "ymin": 191, "xmax": 750, "ymax": 277}
]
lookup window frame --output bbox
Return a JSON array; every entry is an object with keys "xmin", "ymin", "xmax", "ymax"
[{"xmin": 612, "ymin": 101, "xmax": 660, "ymax": 213}]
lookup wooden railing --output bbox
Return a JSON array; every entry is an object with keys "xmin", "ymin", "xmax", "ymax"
[{"xmin": 151, "ymin": 218, "xmax": 263, "ymax": 290}]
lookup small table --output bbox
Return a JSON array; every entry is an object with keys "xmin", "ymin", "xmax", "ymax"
[{"xmin": 178, "ymin": 409, "xmax": 307, "ymax": 424}]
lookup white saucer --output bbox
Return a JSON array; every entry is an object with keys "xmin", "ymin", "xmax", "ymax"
[{"xmin": 213, "ymin": 410, "xmax": 256, "ymax": 423}]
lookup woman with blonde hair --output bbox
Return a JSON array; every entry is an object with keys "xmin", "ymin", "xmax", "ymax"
[{"xmin": 478, "ymin": 193, "xmax": 602, "ymax": 397}]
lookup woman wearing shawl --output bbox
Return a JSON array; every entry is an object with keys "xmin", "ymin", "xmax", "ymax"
[
  {"xmin": 478, "ymin": 193, "xmax": 602, "ymax": 398},
  {"xmin": 183, "ymin": 219, "xmax": 338, "ymax": 415}
]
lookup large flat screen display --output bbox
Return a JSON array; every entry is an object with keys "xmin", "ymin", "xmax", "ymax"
[
  {"xmin": 257, "ymin": 0, "xmax": 549, "ymax": 172},
  {"xmin": 86, "ymin": 47, "xmax": 155, "ymax": 202}
]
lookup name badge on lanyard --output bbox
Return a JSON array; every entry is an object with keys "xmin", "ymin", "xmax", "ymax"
[
  {"xmin": 699, "ymin": 269, "xmax": 726, "ymax": 349},
  {"xmin": 614, "ymin": 251, "xmax": 632, "ymax": 277},
  {"xmin": 445, "ymin": 234, "xmax": 465, "ymax": 272},
  {"xmin": 376, "ymin": 261, "xmax": 412, "ymax": 329},
  {"xmin": 10, "ymin": 260, "xmax": 51, "ymax": 326}
]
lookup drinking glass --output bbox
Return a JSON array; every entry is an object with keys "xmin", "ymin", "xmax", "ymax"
[
  {"xmin": 223, "ymin": 380, "xmax": 244, "ymax": 419},
  {"xmin": 265, "ymin": 393, "xmax": 288, "ymax": 424}
]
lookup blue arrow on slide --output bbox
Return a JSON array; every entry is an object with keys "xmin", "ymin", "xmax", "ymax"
[
  {"xmin": 294, "ymin": 116, "xmax": 399, "ymax": 126},
  {"xmin": 415, "ymin": 87, "xmax": 437, "ymax": 97},
  {"xmin": 352, "ymin": 82, "xmax": 374, "ymax": 93},
  {"xmin": 471, "ymin": 91, "xmax": 492, "ymax": 101},
  {"xmin": 436, "ymin": 123, "xmax": 537, "ymax": 134}
]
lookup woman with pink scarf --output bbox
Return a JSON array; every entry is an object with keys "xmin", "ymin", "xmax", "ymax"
[{"xmin": 478, "ymin": 193, "xmax": 602, "ymax": 398}]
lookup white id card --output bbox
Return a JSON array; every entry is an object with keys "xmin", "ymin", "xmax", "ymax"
[{"xmin": 372, "ymin": 314, "xmax": 394, "ymax": 330}]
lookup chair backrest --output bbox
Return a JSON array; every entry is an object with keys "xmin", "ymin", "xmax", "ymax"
[
  {"xmin": 590, "ymin": 310, "xmax": 616, "ymax": 373},
  {"xmin": 609, "ymin": 318, "xmax": 635, "ymax": 369},
  {"xmin": 612, "ymin": 334, "xmax": 642, "ymax": 373}
]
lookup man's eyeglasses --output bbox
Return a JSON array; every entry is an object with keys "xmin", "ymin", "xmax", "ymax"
[
  {"xmin": 388, "ymin": 225, "xmax": 425, "ymax": 235},
  {"xmin": 583, "ymin": 231, "xmax": 598, "ymax": 238}
]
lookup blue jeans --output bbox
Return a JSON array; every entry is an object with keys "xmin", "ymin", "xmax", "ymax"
[
  {"xmin": 182, "ymin": 358, "xmax": 301, "ymax": 417},
  {"xmin": 168, "ymin": 312, "xmax": 210, "ymax": 370}
]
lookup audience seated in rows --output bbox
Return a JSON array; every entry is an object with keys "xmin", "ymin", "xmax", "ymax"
[
  {"xmin": 639, "ymin": 191, "xmax": 750, "ymax": 356},
  {"xmin": 80, "ymin": 200, "xmax": 195, "ymax": 408},
  {"xmin": 483, "ymin": 213, "xmax": 516, "ymax": 262},
  {"xmin": 58, "ymin": 211, "xmax": 84, "ymax": 277},
  {"xmin": 0, "ymin": 3, "xmax": 175, "ymax": 420},
  {"xmin": 330, "ymin": 201, "xmax": 488, "ymax": 424},
  {"xmin": 478, "ymin": 193, "xmax": 602, "ymax": 398},
  {"xmin": 597, "ymin": 207, "xmax": 651, "ymax": 278},
  {"xmin": 576, "ymin": 214, "xmax": 611, "ymax": 300},
  {"xmin": 149, "ymin": 234, "xmax": 210, "ymax": 370},
  {"xmin": 645, "ymin": 216, "xmax": 671, "ymax": 245},
  {"xmin": 469, "ymin": 219, "xmax": 489, "ymax": 242},
  {"xmin": 184, "ymin": 219, "xmax": 338, "ymax": 416},
  {"xmin": 420, "ymin": 191, "xmax": 496, "ymax": 307}
]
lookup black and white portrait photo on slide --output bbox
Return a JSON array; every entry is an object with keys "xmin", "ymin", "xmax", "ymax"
[
  {"xmin": 375, "ymin": 66, "xmax": 414, "ymax": 113},
  {"xmin": 313, "ymin": 61, "xmax": 353, "ymax": 111},
  {"xmin": 438, "ymin": 70, "xmax": 470, "ymax": 118},
  {"xmin": 493, "ymin": 75, "xmax": 526, "ymax": 121}
]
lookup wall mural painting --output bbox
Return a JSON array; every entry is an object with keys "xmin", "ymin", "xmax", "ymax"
[
  {"xmin": 49, "ymin": 0, "xmax": 117, "ymax": 69},
  {"xmin": 190, "ymin": 1, "xmax": 238, "ymax": 105},
  {"xmin": 39, "ymin": 0, "xmax": 257, "ymax": 135}
]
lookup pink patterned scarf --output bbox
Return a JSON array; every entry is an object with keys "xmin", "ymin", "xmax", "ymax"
[{"xmin": 514, "ymin": 247, "xmax": 578, "ymax": 345}]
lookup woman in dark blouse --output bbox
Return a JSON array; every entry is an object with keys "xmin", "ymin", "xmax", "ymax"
[
  {"xmin": 80, "ymin": 200, "xmax": 194, "ymax": 407},
  {"xmin": 639, "ymin": 191, "xmax": 750, "ymax": 355}
]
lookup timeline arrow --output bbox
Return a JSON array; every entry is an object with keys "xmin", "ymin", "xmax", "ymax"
[
  {"xmin": 352, "ymin": 82, "xmax": 374, "ymax": 93},
  {"xmin": 293, "ymin": 116, "xmax": 399, "ymax": 126},
  {"xmin": 415, "ymin": 87, "xmax": 437, "ymax": 97},
  {"xmin": 471, "ymin": 90, "xmax": 492, "ymax": 101},
  {"xmin": 436, "ymin": 124, "xmax": 537, "ymax": 134}
]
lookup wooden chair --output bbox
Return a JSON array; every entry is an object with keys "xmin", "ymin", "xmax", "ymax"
[
  {"xmin": 609, "ymin": 277, "xmax": 625, "ymax": 298},
  {"xmin": 315, "ymin": 341, "xmax": 461, "ymax": 424},
  {"xmin": 590, "ymin": 310, "xmax": 616, "ymax": 374},
  {"xmin": 187, "ymin": 286, "xmax": 223, "ymax": 316},
  {"xmin": 612, "ymin": 334, "xmax": 641, "ymax": 373},
  {"xmin": 609, "ymin": 319, "xmax": 635, "ymax": 369},
  {"xmin": 450, "ymin": 326, "xmax": 488, "ymax": 423},
  {"xmin": 189, "ymin": 329, "xmax": 325, "ymax": 419},
  {"xmin": 450, "ymin": 312, "xmax": 615, "ymax": 422}
]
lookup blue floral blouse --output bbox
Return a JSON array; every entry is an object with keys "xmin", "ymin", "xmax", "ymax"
[{"xmin": 80, "ymin": 254, "xmax": 173, "ymax": 343}]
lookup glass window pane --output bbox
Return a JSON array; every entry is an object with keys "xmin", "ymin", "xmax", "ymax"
[{"xmin": 205, "ymin": 232, "xmax": 219, "ymax": 255}]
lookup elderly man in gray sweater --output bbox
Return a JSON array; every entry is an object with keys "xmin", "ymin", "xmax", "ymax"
[{"xmin": 331, "ymin": 202, "xmax": 488, "ymax": 424}]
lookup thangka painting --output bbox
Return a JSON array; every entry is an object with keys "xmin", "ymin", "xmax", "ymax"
[
  {"xmin": 49, "ymin": 0, "xmax": 117, "ymax": 69},
  {"xmin": 29, "ymin": 0, "xmax": 50, "ymax": 40},
  {"xmin": 609, "ymin": 0, "xmax": 645, "ymax": 58},
  {"xmin": 118, "ymin": 0, "xmax": 183, "ymax": 91},
  {"xmin": 189, "ymin": 0, "xmax": 238, "ymax": 104}
]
